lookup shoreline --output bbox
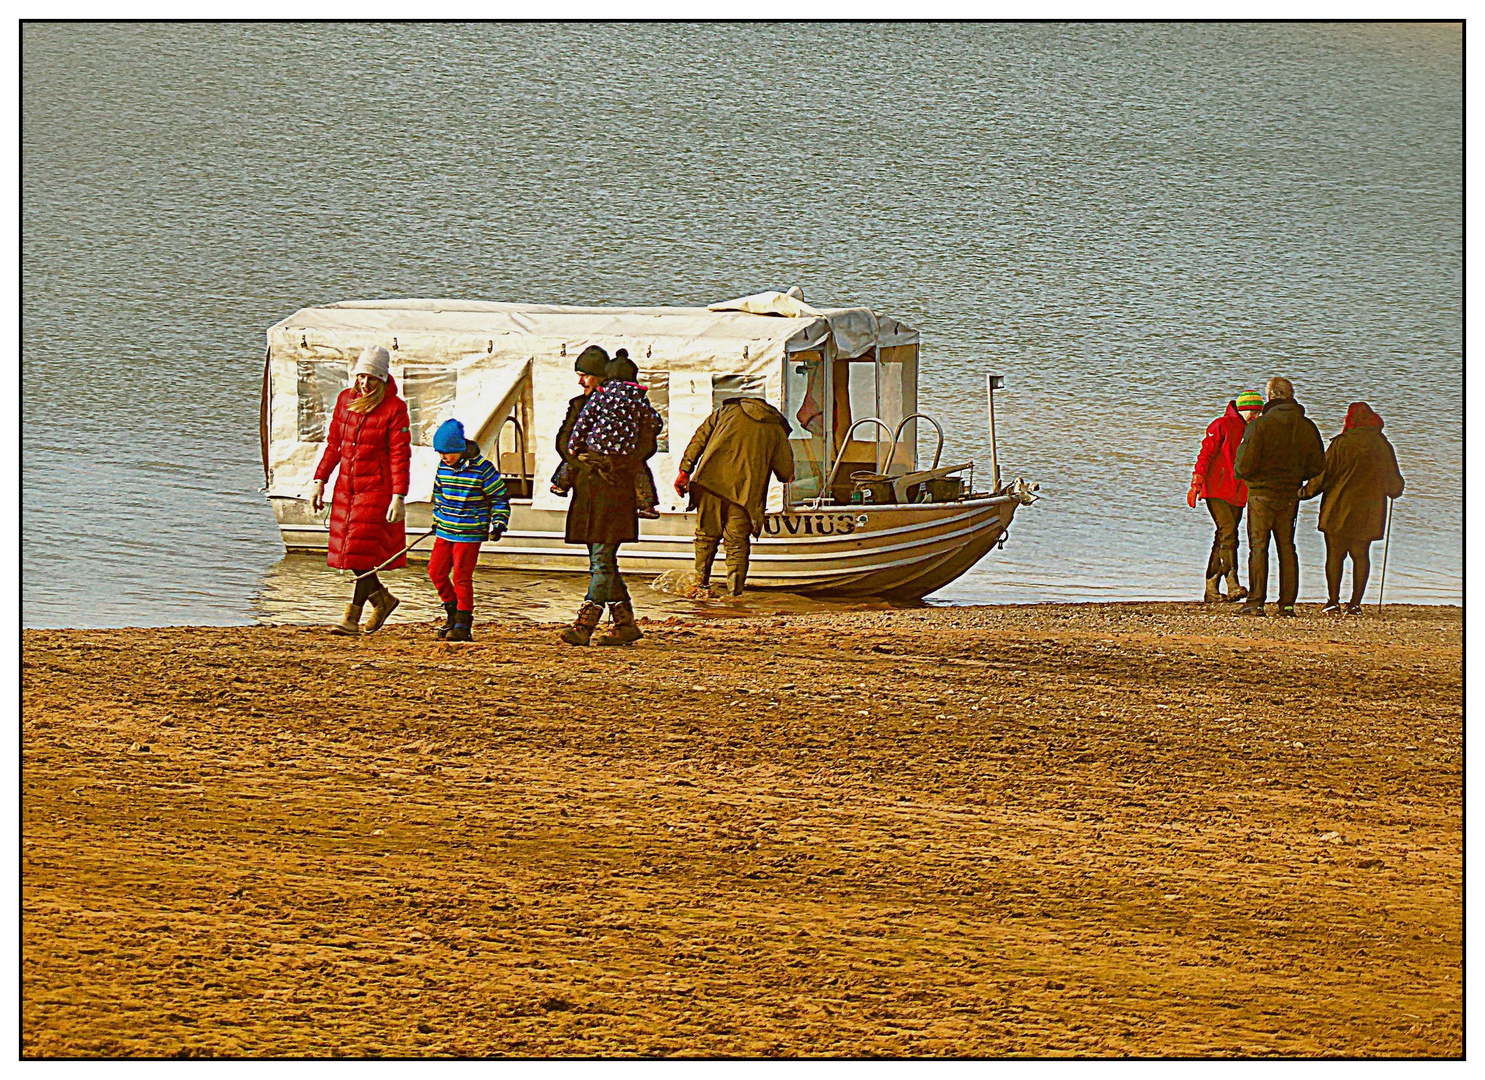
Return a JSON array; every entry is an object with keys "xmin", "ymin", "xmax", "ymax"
[
  {"xmin": 23, "ymin": 604, "xmax": 1461, "ymax": 1056},
  {"xmin": 19, "ymin": 597, "xmax": 1469, "ymax": 634}
]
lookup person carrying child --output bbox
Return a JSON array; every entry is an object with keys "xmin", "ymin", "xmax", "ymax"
[
  {"xmin": 429, "ymin": 418, "xmax": 509, "ymax": 642},
  {"xmin": 550, "ymin": 348, "xmax": 662, "ymax": 518}
]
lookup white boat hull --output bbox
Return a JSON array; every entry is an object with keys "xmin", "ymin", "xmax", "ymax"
[{"xmin": 270, "ymin": 495, "xmax": 1022, "ymax": 600}]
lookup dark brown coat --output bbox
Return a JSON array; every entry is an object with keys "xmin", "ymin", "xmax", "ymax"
[
  {"xmin": 557, "ymin": 393, "xmax": 640, "ymax": 546},
  {"xmin": 1300, "ymin": 426, "xmax": 1405, "ymax": 542}
]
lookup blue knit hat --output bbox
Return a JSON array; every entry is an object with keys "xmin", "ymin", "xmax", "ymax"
[{"xmin": 433, "ymin": 418, "xmax": 467, "ymax": 454}]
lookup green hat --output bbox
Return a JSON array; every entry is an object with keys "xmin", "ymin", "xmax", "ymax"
[
  {"xmin": 1236, "ymin": 389, "xmax": 1264, "ymax": 411},
  {"xmin": 574, "ymin": 345, "xmax": 610, "ymax": 377}
]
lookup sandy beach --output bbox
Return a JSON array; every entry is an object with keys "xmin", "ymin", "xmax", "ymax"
[{"xmin": 22, "ymin": 602, "xmax": 1461, "ymax": 1057}]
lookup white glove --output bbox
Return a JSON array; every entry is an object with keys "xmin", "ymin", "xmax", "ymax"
[
  {"xmin": 387, "ymin": 494, "xmax": 405, "ymax": 524},
  {"xmin": 310, "ymin": 479, "xmax": 326, "ymax": 513}
]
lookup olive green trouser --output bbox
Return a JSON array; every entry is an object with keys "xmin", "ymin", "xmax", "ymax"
[{"xmin": 694, "ymin": 489, "xmax": 753, "ymax": 596}]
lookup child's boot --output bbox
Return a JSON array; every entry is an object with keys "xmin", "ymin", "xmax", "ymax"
[
  {"xmin": 363, "ymin": 587, "xmax": 400, "ymax": 633},
  {"xmin": 447, "ymin": 610, "xmax": 474, "ymax": 643},
  {"xmin": 332, "ymin": 602, "xmax": 363, "ymax": 635},
  {"xmin": 559, "ymin": 601, "xmax": 605, "ymax": 646},
  {"xmin": 434, "ymin": 601, "xmax": 457, "ymax": 639},
  {"xmin": 596, "ymin": 600, "xmax": 643, "ymax": 646}
]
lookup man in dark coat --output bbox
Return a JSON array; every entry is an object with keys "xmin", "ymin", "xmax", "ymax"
[
  {"xmin": 1300, "ymin": 402, "xmax": 1405, "ymax": 614},
  {"xmin": 556, "ymin": 345, "xmax": 663, "ymax": 646},
  {"xmin": 1233, "ymin": 376, "xmax": 1326, "ymax": 617},
  {"xmin": 676, "ymin": 396, "xmax": 795, "ymax": 595}
]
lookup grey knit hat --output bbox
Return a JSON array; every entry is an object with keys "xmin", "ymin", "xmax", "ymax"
[{"xmin": 352, "ymin": 345, "xmax": 391, "ymax": 381}]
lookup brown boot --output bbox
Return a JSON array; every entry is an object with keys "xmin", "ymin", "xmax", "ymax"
[
  {"xmin": 331, "ymin": 603, "xmax": 363, "ymax": 636},
  {"xmin": 559, "ymin": 601, "xmax": 605, "ymax": 646},
  {"xmin": 595, "ymin": 600, "xmax": 643, "ymax": 646},
  {"xmin": 362, "ymin": 588, "xmax": 400, "ymax": 633}
]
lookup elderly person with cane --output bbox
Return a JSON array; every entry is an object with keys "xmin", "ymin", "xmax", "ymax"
[
  {"xmin": 310, "ymin": 345, "xmax": 411, "ymax": 635},
  {"xmin": 1300, "ymin": 402, "xmax": 1405, "ymax": 614},
  {"xmin": 555, "ymin": 345, "xmax": 663, "ymax": 646}
]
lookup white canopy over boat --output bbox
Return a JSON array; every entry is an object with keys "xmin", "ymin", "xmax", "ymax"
[{"xmin": 263, "ymin": 294, "xmax": 921, "ymax": 513}]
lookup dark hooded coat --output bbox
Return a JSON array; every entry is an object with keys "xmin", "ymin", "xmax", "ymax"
[
  {"xmin": 1299, "ymin": 408, "xmax": 1405, "ymax": 542},
  {"xmin": 557, "ymin": 390, "xmax": 650, "ymax": 546}
]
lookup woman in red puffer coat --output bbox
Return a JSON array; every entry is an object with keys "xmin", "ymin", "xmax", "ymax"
[
  {"xmin": 1187, "ymin": 389, "xmax": 1264, "ymax": 603},
  {"xmin": 311, "ymin": 345, "xmax": 412, "ymax": 635}
]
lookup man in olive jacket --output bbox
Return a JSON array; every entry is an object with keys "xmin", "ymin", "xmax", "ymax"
[
  {"xmin": 676, "ymin": 396, "xmax": 795, "ymax": 595},
  {"xmin": 1233, "ymin": 376, "xmax": 1326, "ymax": 616}
]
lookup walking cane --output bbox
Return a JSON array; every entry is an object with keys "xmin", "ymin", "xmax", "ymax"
[
  {"xmin": 1377, "ymin": 498, "xmax": 1394, "ymax": 611},
  {"xmin": 354, "ymin": 529, "xmax": 436, "ymax": 582}
]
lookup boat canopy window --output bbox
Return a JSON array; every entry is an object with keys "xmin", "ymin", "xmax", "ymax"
[
  {"xmin": 639, "ymin": 369, "xmax": 670, "ymax": 453},
  {"xmin": 712, "ymin": 373, "xmax": 766, "ymax": 410},
  {"xmin": 783, "ymin": 351, "xmax": 827, "ymax": 503},
  {"xmin": 296, "ymin": 359, "xmax": 346, "ymax": 442},
  {"xmin": 402, "ymin": 366, "xmax": 458, "ymax": 446}
]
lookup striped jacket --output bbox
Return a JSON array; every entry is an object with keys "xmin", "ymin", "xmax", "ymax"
[{"xmin": 432, "ymin": 442, "xmax": 510, "ymax": 543}]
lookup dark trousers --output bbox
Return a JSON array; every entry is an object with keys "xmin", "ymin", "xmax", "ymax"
[
  {"xmin": 352, "ymin": 572, "xmax": 382, "ymax": 606},
  {"xmin": 1204, "ymin": 497, "xmax": 1243, "ymax": 579},
  {"xmin": 1247, "ymin": 494, "xmax": 1299, "ymax": 608},
  {"xmin": 1324, "ymin": 534, "xmax": 1373, "ymax": 606},
  {"xmin": 585, "ymin": 542, "xmax": 630, "ymax": 605}
]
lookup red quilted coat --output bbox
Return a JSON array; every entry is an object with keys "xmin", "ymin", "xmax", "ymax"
[
  {"xmin": 314, "ymin": 377, "xmax": 412, "ymax": 572},
  {"xmin": 1193, "ymin": 401, "xmax": 1250, "ymax": 508}
]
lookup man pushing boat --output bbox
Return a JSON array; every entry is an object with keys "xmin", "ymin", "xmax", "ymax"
[{"xmin": 676, "ymin": 394, "xmax": 795, "ymax": 596}]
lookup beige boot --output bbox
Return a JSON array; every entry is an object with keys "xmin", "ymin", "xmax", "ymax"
[
  {"xmin": 595, "ymin": 600, "xmax": 643, "ymax": 646},
  {"xmin": 332, "ymin": 602, "xmax": 364, "ymax": 635},
  {"xmin": 363, "ymin": 588, "xmax": 400, "ymax": 633},
  {"xmin": 1203, "ymin": 575, "xmax": 1223, "ymax": 603},
  {"xmin": 559, "ymin": 601, "xmax": 605, "ymax": 646}
]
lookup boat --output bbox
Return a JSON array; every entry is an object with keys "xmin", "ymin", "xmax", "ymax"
[{"xmin": 260, "ymin": 292, "xmax": 1038, "ymax": 599}]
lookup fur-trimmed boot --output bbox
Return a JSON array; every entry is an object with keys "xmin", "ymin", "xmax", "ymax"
[
  {"xmin": 362, "ymin": 587, "xmax": 400, "ymax": 633},
  {"xmin": 434, "ymin": 601, "xmax": 457, "ymax": 639},
  {"xmin": 447, "ymin": 610, "xmax": 474, "ymax": 643},
  {"xmin": 331, "ymin": 602, "xmax": 364, "ymax": 636},
  {"xmin": 596, "ymin": 600, "xmax": 643, "ymax": 646},
  {"xmin": 559, "ymin": 601, "xmax": 605, "ymax": 646}
]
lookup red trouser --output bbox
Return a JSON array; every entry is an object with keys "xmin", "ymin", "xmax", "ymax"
[{"xmin": 428, "ymin": 537, "xmax": 482, "ymax": 611}]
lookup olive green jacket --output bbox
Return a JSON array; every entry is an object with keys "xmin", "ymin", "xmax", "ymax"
[
  {"xmin": 681, "ymin": 398, "xmax": 795, "ymax": 536},
  {"xmin": 1299, "ymin": 426, "xmax": 1404, "ymax": 542}
]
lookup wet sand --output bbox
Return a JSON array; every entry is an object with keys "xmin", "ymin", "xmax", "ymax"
[{"xmin": 22, "ymin": 602, "xmax": 1461, "ymax": 1057}]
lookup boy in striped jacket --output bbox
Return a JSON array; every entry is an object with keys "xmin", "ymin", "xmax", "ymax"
[{"xmin": 429, "ymin": 418, "xmax": 509, "ymax": 642}]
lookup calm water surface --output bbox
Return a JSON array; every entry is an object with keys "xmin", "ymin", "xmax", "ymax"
[{"xmin": 22, "ymin": 23, "xmax": 1461, "ymax": 627}]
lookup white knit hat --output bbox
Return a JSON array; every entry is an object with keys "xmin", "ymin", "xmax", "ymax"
[{"xmin": 352, "ymin": 345, "xmax": 391, "ymax": 381}]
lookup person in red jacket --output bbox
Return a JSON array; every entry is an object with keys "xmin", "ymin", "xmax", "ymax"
[
  {"xmin": 1187, "ymin": 389, "xmax": 1264, "ymax": 602},
  {"xmin": 310, "ymin": 345, "xmax": 412, "ymax": 635}
]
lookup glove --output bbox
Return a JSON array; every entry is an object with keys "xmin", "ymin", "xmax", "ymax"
[
  {"xmin": 674, "ymin": 470, "xmax": 690, "ymax": 498},
  {"xmin": 386, "ymin": 494, "xmax": 405, "ymax": 524},
  {"xmin": 1186, "ymin": 476, "xmax": 1203, "ymax": 509},
  {"xmin": 489, "ymin": 524, "xmax": 507, "ymax": 542},
  {"xmin": 311, "ymin": 479, "xmax": 326, "ymax": 513}
]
